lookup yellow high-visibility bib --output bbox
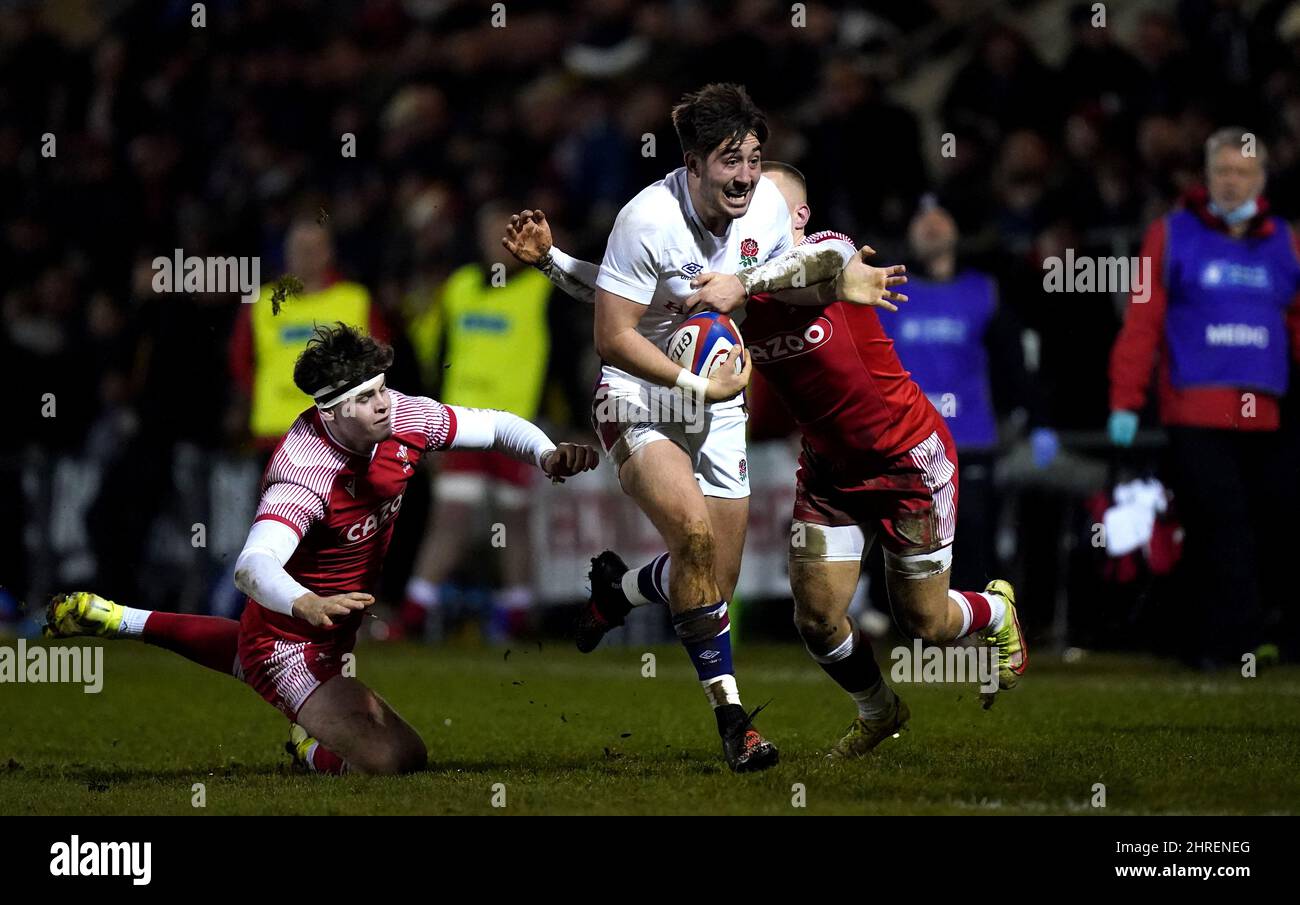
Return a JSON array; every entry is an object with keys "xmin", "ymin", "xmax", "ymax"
[
  {"xmin": 438, "ymin": 264, "xmax": 550, "ymax": 418},
  {"xmin": 250, "ymin": 281, "xmax": 371, "ymax": 440}
]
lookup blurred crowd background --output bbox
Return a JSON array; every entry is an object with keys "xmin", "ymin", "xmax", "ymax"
[{"xmin": 3, "ymin": 0, "xmax": 1300, "ymax": 664}]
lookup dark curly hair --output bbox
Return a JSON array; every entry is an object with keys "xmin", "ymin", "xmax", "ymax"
[
  {"xmin": 292, "ymin": 321, "xmax": 394, "ymax": 399},
  {"xmin": 671, "ymin": 83, "xmax": 769, "ymax": 161}
]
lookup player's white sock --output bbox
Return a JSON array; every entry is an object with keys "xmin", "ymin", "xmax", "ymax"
[
  {"xmin": 808, "ymin": 629, "xmax": 855, "ymax": 665},
  {"xmin": 989, "ymin": 594, "xmax": 1008, "ymax": 632},
  {"xmin": 850, "ymin": 678, "xmax": 896, "ymax": 721},
  {"xmin": 703, "ymin": 674, "xmax": 742, "ymax": 708},
  {"xmin": 621, "ymin": 568, "xmax": 650, "ymax": 606},
  {"xmin": 621, "ymin": 553, "xmax": 669, "ymax": 607},
  {"xmin": 405, "ymin": 577, "xmax": 439, "ymax": 610},
  {"xmin": 949, "ymin": 590, "xmax": 1005, "ymax": 638},
  {"xmin": 118, "ymin": 606, "xmax": 151, "ymax": 638}
]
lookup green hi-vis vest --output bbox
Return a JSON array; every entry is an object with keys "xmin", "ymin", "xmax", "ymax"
[
  {"xmin": 437, "ymin": 264, "xmax": 550, "ymax": 418},
  {"xmin": 250, "ymin": 280, "xmax": 371, "ymax": 440}
]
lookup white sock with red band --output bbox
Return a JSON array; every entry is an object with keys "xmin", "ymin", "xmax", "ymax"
[
  {"xmin": 949, "ymin": 590, "xmax": 1006, "ymax": 638},
  {"xmin": 118, "ymin": 606, "xmax": 151, "ymax": 638}
]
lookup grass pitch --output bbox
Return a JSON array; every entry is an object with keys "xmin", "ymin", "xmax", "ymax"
[{"xmin": 2, "ymin": 637, "xmax": 1298, "ymax": 815}]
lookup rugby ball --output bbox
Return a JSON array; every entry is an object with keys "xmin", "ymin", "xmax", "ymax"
[{"xmin": 666, "ymin": 311, "xmax": 745, "ymax": 378}]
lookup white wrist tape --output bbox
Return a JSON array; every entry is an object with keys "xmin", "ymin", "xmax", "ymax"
[{"xmin": 675, "ymin": 368, "xmax": 710, "ymax": 397}]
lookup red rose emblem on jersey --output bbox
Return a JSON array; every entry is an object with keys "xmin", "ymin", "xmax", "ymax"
[{"xmin": 740, "ymin": 238, "xmax": 759, "ymax": 258}]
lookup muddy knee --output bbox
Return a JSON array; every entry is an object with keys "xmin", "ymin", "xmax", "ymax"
[
  {"xmin": 886, "ymin": 548, "xmax": 955, "ymax": 643},
  {"xmin": 793, "ymin": 607, "xmax": 839, "ymax": 652},
  {"xmin": 670, "ymin": 521, "xmax": 715, "ymax": 573}
]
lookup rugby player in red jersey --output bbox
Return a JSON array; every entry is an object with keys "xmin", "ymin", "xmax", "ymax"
[
  {"xmin": 503, "ymin": 163, "xmax": 1026, "ymax": 756},
  {"xmin": 45, "ymin": 322, "xmax": 598, "ymax": 774}
]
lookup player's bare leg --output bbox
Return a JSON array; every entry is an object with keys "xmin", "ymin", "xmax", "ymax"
[
  {"xmin": 295, "ymin": 676, "xmax": 426, "ymax": 775},
  {"xmin": 884, "ymin": 555, "xmax": 1027, "ymax": 698},
  {"xmin": 579, "ymin": 476, "xmax": 747, "ymax": 650},
  {"xmin": 885, "ymin": 567, "xmax": 965, "ymax": 643},
  {"xmin": 786, "ymin": 527, "xmax": 907, "ymax": 757},
  {"xmin": 616, "ymin": 438, "xmax": 777, "ymax": 772},
  {"xmin": 620, "ymin": 440, "xmax": 720, "ymax": 609},
  {"xmin": 704, "ymin": 495, "xmax": 747, "ymax": 601},
  {"xmin": 789, "ymin": 560, "xmax": 860, "ymax": 652}
]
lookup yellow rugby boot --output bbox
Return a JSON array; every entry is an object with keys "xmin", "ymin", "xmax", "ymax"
[
  {"xmin": 827, "ymin": 695, "xmax": 910, "ymax": 759},
  {"xmin": 43, "ymin": 592, "xmax": 124, "ymax": 639},
  {"xmin": 980, "ymin": 579, "xmax": 1028, "ymax": 692},
  {"xmin": 285, "ymin": 723, "xmax": 315, "ymax": 770}
]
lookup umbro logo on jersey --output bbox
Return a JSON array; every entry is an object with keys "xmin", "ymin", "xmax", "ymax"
[{"xmin": 680, "ymin": 262, "xmax": 704, "ymax": 278}]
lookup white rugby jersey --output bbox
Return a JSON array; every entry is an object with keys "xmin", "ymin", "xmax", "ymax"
[{"xmin": 595, "ymin": 167, "xmax": 793, "ymax": 408}]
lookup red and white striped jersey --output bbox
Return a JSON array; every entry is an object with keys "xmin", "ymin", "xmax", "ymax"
[{"xmin": 245, "ymin": 389, "xmax": 457, "ymax": 641}]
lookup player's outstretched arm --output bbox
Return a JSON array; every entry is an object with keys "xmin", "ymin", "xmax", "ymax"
[
  {"xmin": 234, "ymin": 519, "xmax": 374, "ymax": 627},
  {"xmin": 503, "ymin": 209, "xmax": 598, "ymax": 304},
  {"xmin": 829, "ymin": 245, "xmax": 909, "ymax": 312},
  {"xmin": 687, "ymin": 241, "xmax": 858, "ymax": 313},
  {"xmin": 446, "ymin": 405, "xmax": 599, "ymax": 483}
]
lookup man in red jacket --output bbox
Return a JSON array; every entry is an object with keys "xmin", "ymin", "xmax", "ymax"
[{"xmin": 1108, "ymin": 127, "xmax": 1300, "ymax": 666}]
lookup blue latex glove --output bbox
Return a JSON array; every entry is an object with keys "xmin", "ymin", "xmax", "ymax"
[
  {"xmin": 1108, "ymin": 410, "xmax": 1139, "ymax": 447},
  {"xmin": 1030, "ymin": 427, "xmax": 1060, "ymax": 468}
]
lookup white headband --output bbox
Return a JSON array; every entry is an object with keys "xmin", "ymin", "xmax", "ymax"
[{"xmin": 313, "ymin": 372, "xmax": 385, "ymax": 410}]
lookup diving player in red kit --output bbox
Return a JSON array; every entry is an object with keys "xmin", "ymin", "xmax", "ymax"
[
  {"xmin": 503, "ymin": 162, "xmax": 1026, "ymax": 757},
  {"xmin": 45, "ymin": 322, "xmax": 598, "ymax": 774}
]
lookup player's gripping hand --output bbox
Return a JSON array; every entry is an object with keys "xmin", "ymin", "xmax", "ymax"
[
  {"xmin": 705, "ymin": 344, "xmax": 751, "ymax": 402},
  {"xmin": 834, "ymin": 245, "xmax": 908, "ymax": 311},
  {"xmin": 502, "ymin": 209, "xmax": 553, "ymax": 266},
  {"xmin": 685, "ymin": 272, "xmax": 746, "ymax": 314},
  {"xmin": 541, "ymin": 442, "xmax": 600, "ymax": 483},
  {"xmin": 291, "ymin": 592, "xmax": 375, "ymax": 628}
]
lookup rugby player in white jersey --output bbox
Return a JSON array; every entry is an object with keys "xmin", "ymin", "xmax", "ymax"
[{"xmin": 564, "ymin": 84, "xmax": 857, "ymax": 772}]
